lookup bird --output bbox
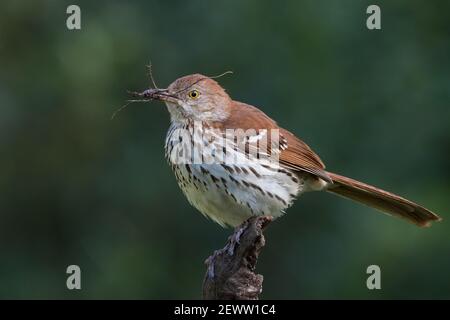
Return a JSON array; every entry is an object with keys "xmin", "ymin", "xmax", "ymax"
[{"xmin": 131, "ymin": 73, "xmax": 441, "ymax": 228}]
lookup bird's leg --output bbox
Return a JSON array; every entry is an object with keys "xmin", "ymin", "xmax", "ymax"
[
  {"xmin": 202, "ymin": 216, "xmax": 272, "ymax": 299},
  {"xmin": 205, "ymin": 224, "xmax": 249, "ymax": 279},
  {"xmin": 204, "ymin": 216, "xmax": 271, "ymax": 279}
]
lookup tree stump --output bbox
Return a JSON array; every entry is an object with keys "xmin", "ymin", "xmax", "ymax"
[{"xmin": 202, "ymin": 216, "xmax": 272, "ymax": 300}]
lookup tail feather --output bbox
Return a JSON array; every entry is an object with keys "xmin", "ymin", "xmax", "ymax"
[{"xmin": 326, "ymin": 172, "xmax": 441, "ymax": 227}]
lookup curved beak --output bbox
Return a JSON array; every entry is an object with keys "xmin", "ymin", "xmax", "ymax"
[{"xmin": 129, "ymin": 88, "xmax": 179, "ymax": 104}]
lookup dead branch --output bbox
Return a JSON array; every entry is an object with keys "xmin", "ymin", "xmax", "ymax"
[{"xmin": 202, "ymin": 216, "xmax": 272, "ymax": 300}]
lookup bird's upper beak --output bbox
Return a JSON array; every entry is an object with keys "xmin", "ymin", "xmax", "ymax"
[{"xmin": 129, "ymin": 88, "xmax": 179, "ymax": 104}]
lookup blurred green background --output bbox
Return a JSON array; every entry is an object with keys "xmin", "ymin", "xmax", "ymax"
[{"xmin": 0, "ymin": 0, "xmax": 449, "ymax": 299}]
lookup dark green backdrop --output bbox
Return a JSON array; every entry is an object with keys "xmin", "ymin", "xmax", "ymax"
[{"xmin": 1, "ymin": 0, "xmax": 449, "ymax": 299}]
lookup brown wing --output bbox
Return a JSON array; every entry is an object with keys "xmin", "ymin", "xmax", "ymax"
[
  {"xmin": 215, "ymin": 101, "xmax": 331, "ymax": 182},
  {"xmin": 278, "ymin": 128, "xmax": 331, "ymax": 182}
]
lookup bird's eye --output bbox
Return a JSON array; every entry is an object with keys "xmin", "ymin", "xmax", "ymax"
[{"xmin": 188, "ymin": 90, "xmax": 200, "ymax": 99}]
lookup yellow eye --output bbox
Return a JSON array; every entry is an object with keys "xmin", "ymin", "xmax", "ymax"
[{"xmin": 188, "ymin": 90, "xmax": 200, "ymax": 99}]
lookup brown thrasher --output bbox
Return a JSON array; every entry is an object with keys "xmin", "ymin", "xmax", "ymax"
[{"xmin": 132, "ymin": 73, "xmax": 441, "ymax": 228}]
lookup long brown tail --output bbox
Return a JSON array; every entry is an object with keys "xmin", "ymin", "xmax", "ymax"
[{"xmin": 326, "ymin": 172, "xmax": 441, "ymax": 227}]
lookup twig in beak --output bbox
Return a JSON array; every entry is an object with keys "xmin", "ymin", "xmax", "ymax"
[
  {"xmin": 146, "ymin": 61, "xmax": 159, "ymax": 89},
  {"xmin": 208, "ymin": 70, "xmax": 233, "ymax": 79},
  {"xmin": 110, "ymin": 98, "xmax": 152, "ymax": 120}
]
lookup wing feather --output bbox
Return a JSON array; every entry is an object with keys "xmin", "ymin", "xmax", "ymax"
[{"xmin": 213, "ymin": 101, "xmax": 331, "ymax": 182}]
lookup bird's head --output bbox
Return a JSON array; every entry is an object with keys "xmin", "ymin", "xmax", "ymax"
[{"xmin": 133, "ymin": 74, "xmax": 232, "ymax": 122}]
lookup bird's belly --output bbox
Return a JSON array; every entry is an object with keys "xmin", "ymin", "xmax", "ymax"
[{"xmin": 172, "ymin": 161, "xmax": 302, "ymax": 227}]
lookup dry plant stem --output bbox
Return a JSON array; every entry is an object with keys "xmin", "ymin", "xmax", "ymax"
[
  {"xmin": 202, "ymin": 216, "xmax": 272, "ymax": 300},
  {"xmin": 146, "ymin": 62, "xmax": 159, "ymax": 89}
]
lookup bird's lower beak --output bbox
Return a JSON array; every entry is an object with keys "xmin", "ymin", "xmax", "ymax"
[{"xmin": 129, "ymin": 88, "xmax": 178, "ymax": 103}]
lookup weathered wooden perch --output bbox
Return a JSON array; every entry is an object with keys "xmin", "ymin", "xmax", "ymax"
[{"xmin": 202, "ymin": 216, "xmax": 272, "ymax": 300}]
